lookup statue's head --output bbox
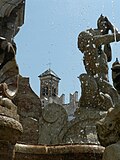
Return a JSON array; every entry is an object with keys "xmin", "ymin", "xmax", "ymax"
[{"xmin": 97, "ymin": 14, "xmax": 110, "ymax": 34}]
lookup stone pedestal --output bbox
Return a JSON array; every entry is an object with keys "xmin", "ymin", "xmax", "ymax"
[{"xmin": 0, "ymin": 104, "xmax": 23, "ymax": 160}]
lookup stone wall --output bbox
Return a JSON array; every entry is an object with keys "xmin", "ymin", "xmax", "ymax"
[{"xmin": 13, "ymin": 75, "xmax": 42, "ymax": 144}]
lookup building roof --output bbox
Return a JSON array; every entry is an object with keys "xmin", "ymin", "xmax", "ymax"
[{"xmin": 38, "ymin": 68, "xmax": 61, "ymax": 80}]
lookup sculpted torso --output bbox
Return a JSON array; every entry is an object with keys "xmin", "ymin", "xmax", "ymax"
[{"xmin": 78, "ymin": 28, "xmax": 108, "ymax": 81}]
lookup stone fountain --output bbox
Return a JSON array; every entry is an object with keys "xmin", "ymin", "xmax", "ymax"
[{"xmin": 0, "ymin": 1, "xmax": 120, "ymax": 159}]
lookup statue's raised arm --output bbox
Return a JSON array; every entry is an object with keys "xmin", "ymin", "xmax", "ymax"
[{"xmin": 94, "ymin": 32, "xmax": 120, "ymax": 47}]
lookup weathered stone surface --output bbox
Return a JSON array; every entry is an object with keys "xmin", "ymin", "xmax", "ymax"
[
  {"xmin": 39, "ymin": 103, "xmax": 68, "ymax": 145},
  {"xmin": 96, "ymin": 103, "xmax": 120, "ymax": 160},
  {"xmin": 102, "ymin": 141, "xmax": 120, "ymax": 160},
  {"xmin": 14, "ymin": 75, "xmax": 42, "ymax": 144},
  {"xmin": 0, "ymin": 103, "xmax": 19, "ymax": 120},
  {"xmin": 62, "ymin": 107, "xmax": 106, "ymax": 144},
  {"xmin": 0, "ymin": 115, "xmax": 23, "ymax": 144},
  {"xmin": 20, "ymin": 117, "xmax": 39, "ymax": 144},
  {"xmin": 0, "ymin": 105, "xmax": 23, "ymax": 160},
  {"xmin": 96, "ymin": 104, "xmax": 120, "ymax": 147},
  {"xmin": 79, "ymin": 74, "xmax": 114, "ymax": 110}
]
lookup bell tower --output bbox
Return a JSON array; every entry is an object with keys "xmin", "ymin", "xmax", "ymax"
[{"xmin": 38, "ymin": 68, "xmax": 61, "ymax": 99}]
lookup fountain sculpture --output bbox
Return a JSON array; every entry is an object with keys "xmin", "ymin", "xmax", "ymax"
[
  {"xmin": 78, "ymin": 14, "xmax": 120, "ymax": 109},
  {"xmin": 78, "ymin": 14, "xmax": 120, "ymax": 160},
  {"xmin": 0, "ymin": 1, "xmax": 120, "ymax": 159}
]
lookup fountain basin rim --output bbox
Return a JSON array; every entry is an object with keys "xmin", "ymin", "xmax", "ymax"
[{"xmin": 15, "ymin": 143, "xmax": 105, "ymax": 155}]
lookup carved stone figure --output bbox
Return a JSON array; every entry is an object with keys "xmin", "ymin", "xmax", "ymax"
[
  {"xmin": 78, "ymin": 15, "xmax": 118, "ymax": 80},
  {"xmin": 78, "ymin": 15, "xmax": 120, "ymax": 108},
  {"xmin": 96, "ymin": 104, "xmax": 120, "ymax": 160}
]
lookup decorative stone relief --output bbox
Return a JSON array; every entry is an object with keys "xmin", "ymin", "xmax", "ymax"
[{"xmin": 39, "ymin": 103, "xmax": 68, "ymax": 145}]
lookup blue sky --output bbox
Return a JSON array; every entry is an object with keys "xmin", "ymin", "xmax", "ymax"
[{"xmin": 15, "ymin": 0, "xmax": 120, "ymax": 102}]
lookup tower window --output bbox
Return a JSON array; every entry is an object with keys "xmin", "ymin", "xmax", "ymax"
[{"xmin": 42, "ymin": 86, "xmax": 48, "ymax": 96}]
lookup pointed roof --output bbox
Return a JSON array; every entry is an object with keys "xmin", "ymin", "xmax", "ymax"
[{"xmin": 38, "ymin": 69, "xmax": 61, "ymax": 80}]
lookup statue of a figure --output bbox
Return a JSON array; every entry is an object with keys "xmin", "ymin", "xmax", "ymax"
[
  {"xmin": 78, "ymin": 15, "xmax": 120, "ymax": 108},
  {"xmin": 0, "ymin": 37, "xmax": 19, "ymax": 109},
  {"xmin": 78, "ymin": 14, "xmax": 117, "ymax": 81}
]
